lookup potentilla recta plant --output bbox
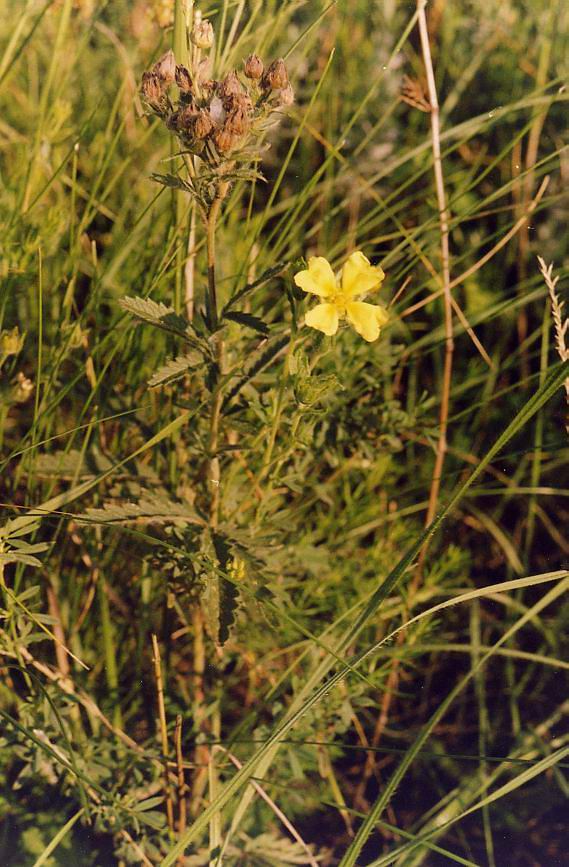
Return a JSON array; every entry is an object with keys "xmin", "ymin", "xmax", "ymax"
[{"xmin": 115, "ymin": 5, "xmax": 391, "ymax": 849}]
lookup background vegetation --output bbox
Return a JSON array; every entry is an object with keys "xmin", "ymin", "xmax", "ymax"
[{"xmin": 0, "ymin": 0, "xmax": 567, "ymax": 864}]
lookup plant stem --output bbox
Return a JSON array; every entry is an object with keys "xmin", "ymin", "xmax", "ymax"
[{"xmin": 415, "ymin": 0, "xmax": 453, "ymax": 582}]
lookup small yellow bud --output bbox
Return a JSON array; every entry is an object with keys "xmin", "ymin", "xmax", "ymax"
[
  {"xmin": 191, "ymin": 19, "xmax": 214, "ymax": 50},
  {"xmin": 13, "ymin": 371, "xmax": 34, "ymax": 403},
  {"xmin": 0, "ymin": 327, "xmax": 25, "ymax": 358}
]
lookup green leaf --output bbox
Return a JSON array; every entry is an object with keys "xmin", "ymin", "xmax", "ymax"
[
  {"xmin": 223, "ymin": 310, "xmax": 270, "ymax": 335},
  {"xmin": 148, "ymin": 353, "xmax": 202, "ymax": 388},
  {"xmin": 223, "ymin": 262, "xmax": 293, "ymax": 314},
  {"xmin": 150, "ymin": 172, "xmax": 193, "ymax": 194},
  {"xmin": 119, "ymin": 296, "xmax": 200, "ymax": 346},
  {"xmin": 77, "ymin": 495, "xmax": 203, "ymax": 527}
]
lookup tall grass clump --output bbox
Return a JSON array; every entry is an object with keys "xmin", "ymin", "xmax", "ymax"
[{"xmin": 0, "ymin": 0, "xmax": 567, "ymax": 864}]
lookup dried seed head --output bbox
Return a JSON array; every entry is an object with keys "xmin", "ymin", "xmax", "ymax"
[
  {"xmin": 175, "ymin": 65, "xmax": 192, "ymax": 93},
  {"xmin": 279, "ymin": 83, "xmax": 295, "ymax": 106},
  {"xmin": 176, "ymin": 103, "xmax": 198, "ymax": 131},
  {"xmin": 218, "ymin": 70, "xmax": 244, "ymax": 103},
  {"xmin": 244, "ymin": 54, "xmax": 264, "ymax": 80},
  {"xmin": 141, "ymin": 71, "xmax": 166, "ymax": 109},
  {"xmin": 193, "ymin": 109, "xmax": 214, "ymax": 140},
  {"xmin": 191, "ymin": 18, "xmax": 214, "ymax": 50},
  {"xmin": 263, "ymin": 58, "xmax": 289, "ymax": 91},
  {"xmin": 213, "ymin": 126, "xmax": 238, "ymax": 154},
  {"xmin": 225, "ymin": 105, "xmax": 250, "ymax": 137},
  {"xmin": 223, "ymin": 91, "xmax": 253, "ymax": 115},
  {"xmin": 153, "ymin": 49, "xmax": 176, "ymax": 84}
]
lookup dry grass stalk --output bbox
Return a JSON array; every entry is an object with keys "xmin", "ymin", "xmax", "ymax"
[{"xmin": 151, "ymin": 633, "xmax": 176, "ymax": 834}]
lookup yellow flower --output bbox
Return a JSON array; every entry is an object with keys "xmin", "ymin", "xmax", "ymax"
[{"xmin": 294, "ymin": 251, "xmax": 388, "ymax": 342}]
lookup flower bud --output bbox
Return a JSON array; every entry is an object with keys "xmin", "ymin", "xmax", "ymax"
[
  {"xmin": 13, "ymin": 371, "xmax": 34, "ymax": 403},
  {"xmin": 153, "ymin": 49, "xmax": 176, "ymax": 84},
  {"xmin": 244, "ymin": 54, "xmax": 264, "ymax": 80},
  {"xmin": 279, "ymin": 83, "xmax": 295, "ymax": 106},
  {"xmin": 175, "ymin": 65, "xmax": 192, "ymax": 93},
  {"xmin": 191, "ymin": 19, "xmax": 214, "ymax": 50},
  {"xmin": 0, "ymin": 327, "xmax": 25, "ymax": 358},
  {"xmin": 263, "ymin": 58, "xmax": 289, "ymax": 91}
]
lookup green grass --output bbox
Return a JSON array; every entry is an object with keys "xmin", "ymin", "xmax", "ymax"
[{"xmin": 0, "ymin": 0, "xmax": 568, "ymax": 865}]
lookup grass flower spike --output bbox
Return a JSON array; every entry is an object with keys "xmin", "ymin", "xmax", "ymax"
[{"xmin": 295, "ymin": 252, "xmax": 388, "ymax": 341}]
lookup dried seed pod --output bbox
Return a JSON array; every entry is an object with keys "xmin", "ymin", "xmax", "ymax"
[
  {"xmin": 193, "ymin": 109, "xmax": 214, "ymax": 140},
  {"xmin": 279, "ymin": 83, "xmax": 295, "ymax": 106},
  {"xmin": 263, "ymin": 58, "xmax": 289, "ymax": 91},
  {"xmin": 213, "ymin": 126, "xmax": 238, "ymax": 153},
  {"xmin": 244, "ymin": 54, "xmax": 264, "ymax": 80},
  {"xmin": 225, "ymin": 106, "xmax": 250, "ymax": 137},
  {"xmin": 218, "ymin": 70, "xmax": 244, "ymax": 104},
  {"xmin": 175, "ymin": 65, "xmax": 192, "ymax": 93},
  {"xmin": 223, "ymin": 91, "xmax": 253, "ymax": 116},
  {"xmin": 141, "ymin": 71, "xmax": 166, "ymax": 109},
  {"xmin": 176, "ymin": 103, "xmax": 198, "ymax": 131},
  {"xmin": 191, "ymin": 18, "xmax": 214, "ymax": 50},
  {"xmin": 153, "ymin": 49, "xmax": 176, "ymax": 84}
]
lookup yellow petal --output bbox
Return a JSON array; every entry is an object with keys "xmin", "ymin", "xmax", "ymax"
[
  {"xmin": 346, "ymin": 301, "xmax": 388, "ymax": 342},
  {"xmin": 294, "ymin": 257, "xmax": 337, "ymax": 298},
  {"xmin": 341, "ymin": 251, "xmax": 384, "ymax": 299},
  {"xmin": 305, "ymin": 303, "xmax": 340, "ymax": 336}
]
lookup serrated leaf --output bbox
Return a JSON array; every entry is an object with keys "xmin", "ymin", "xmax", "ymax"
[
  {"xmin": 148, "ymin": 353, "xmax": 202, "ymax": 388},
  {"xmin": 223, "ymin": 310, "xmax": 270, "ymax": 335},
  {"xmin": 223, "ymin": 334, "xmax": 289, "ymax": 409},
  {"xmin": 77, "ymin": 495, "xmax": 203, "ymax": 527},
  {"xmin": 119, "ymin": 296, "xmax": 199, "ymax": 346},
  {"xmin": 201, "ymin": 534, "xmax": 241, "ymax": 647}
]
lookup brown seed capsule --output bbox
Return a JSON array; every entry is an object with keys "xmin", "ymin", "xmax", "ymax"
[
  {"xmin": 244, "ymin": 54, "xmax": 264, "ymax": 80},
  {"xmin": 153, "ymin": 49, "xmax": 176, "ymax": 84},
  {"xmin": 218, "ymin": 70, "xmax": 244, "ymax": 103},
  {"xmin": 176, "ymin": 103, "xmax": 198, "ymax": 131},
  {"xmin": 263, "ymin": 58, "xmax": 289, "ymax": 91},
  {"xmin": 193, "ymin": 109, "xmax": 214, "ymax": 139},
  {"xmin": 141, "ymin": 71, "xmax": 165, "ymax": 108},
  {"xmin": 213, "ymin": 126, "xmax": 237, "ymax": 154},
  {"xmin": 225, "ymin": 105, "xmax": 250, "ymax": 137},
  {"xmin": 279, "ymin": 83, "xmax": 295, "ymax": 106},
  {"xmin": 175, "ymin": 65, "xmax": 192, "ymax": 93}
]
